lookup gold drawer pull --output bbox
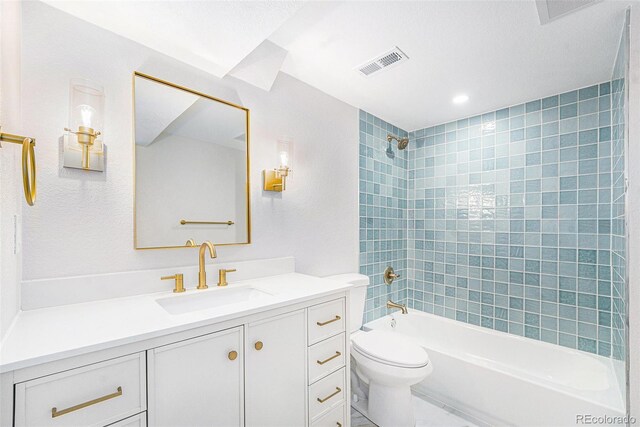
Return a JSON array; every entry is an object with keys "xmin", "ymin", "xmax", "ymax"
[
  {"xmin": 337, "ymin": 423, "xmax": 342, "ymax": 427},
  {"xmin": 317, "ymin": 351, "xmax": 341, "ymax": 365},
  {"xmin": 51, "ymin": 386, "xmax": 122, "ymax": 418},
  {"xmin": 317, "ymin": 387, "xmax": 341, "ymax": 403},
  {"xmin": 316, "ymin": 315, "xmax": 341, "ymax": 326}
]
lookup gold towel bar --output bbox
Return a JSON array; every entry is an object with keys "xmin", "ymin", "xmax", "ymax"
[
  {"xmin": 0, "ymin": 129, "xmax": 36, "ymax": 206},
  {"xmin": 180, "ymin": 220, "xmax": 234, "ymax": 225},
  {"xmin": 316, "ymin": 315, "xmax": 341, "ymax": 326},
  {"xmin": 317, "ymin": 387, "xmax": 341, "ymax": 403},
  {"xmin": 51, "ymin": 386, "xmax": 122, "ymax": 418}
]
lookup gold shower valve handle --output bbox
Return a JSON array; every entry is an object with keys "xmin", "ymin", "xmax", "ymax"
[{"xmin": 384, "ymin": 266, "xmax": 400, "ymax": 284}]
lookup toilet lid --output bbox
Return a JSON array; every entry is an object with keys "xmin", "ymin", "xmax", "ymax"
[{"xmin": 351, "ymin": 330, "xmax": 429, "ymax": 368}]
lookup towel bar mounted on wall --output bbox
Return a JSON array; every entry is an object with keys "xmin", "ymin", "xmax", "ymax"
[
  {"xmin": 179, "ymin": 220, "xmax": 235, "ymax": 226},
  {"xmin": 0, "ymin": 127, "xmax": 36, "ymax": 206}
]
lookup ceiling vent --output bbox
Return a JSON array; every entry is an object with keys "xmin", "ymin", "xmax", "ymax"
[{"xmin": 356, "ymin": 47, "xmax": 409, "ymax": 77}]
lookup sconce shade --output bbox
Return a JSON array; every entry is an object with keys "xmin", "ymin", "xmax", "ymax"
[
  {"xmin": 69, "ymin": 79, "xmax": 105, "ymax": 137},
  {"xmin": 264, "ymin": 137, "xmax": 293, "ymax": 192},
  {"xmin": 64, "ymin": 79, "xmax": 106, "ymax": 171},
  {"xmin": 277, "ymin": 137, "xmax": 292, "ymax": 171}
]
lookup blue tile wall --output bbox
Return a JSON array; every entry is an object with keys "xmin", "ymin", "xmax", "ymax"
[
  {"xmin": 358, "ymin": 78, "xmax": 625, "ymax": 359},
  {"xmin": 359, "ymin": 110, "xmax": 409, "ymax": 323},
  {"xmin": 406, "ymin": 83, "xmax": 616, "ymax": 356},
  {"xmin": 610, "ymin": 26, "xmax": 627, "ymax": 361},
  {"xmin": 359, "ymin": 78, "xmax": 626, "ymax": 358}
]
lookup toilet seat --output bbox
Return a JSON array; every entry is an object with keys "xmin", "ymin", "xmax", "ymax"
[{"xmin": 351, "ymin": 330, "xmax": 429, "ymax": 368}]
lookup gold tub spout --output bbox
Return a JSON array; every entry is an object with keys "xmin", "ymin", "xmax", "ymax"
[{"xmin": 387, "ymin": 300, "xmax": 408, "ymax": 314}]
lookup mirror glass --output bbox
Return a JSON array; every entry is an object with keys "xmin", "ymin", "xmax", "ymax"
[{"xmin": 134, "ymin": 73, "xmax": 250, "ymax": 249}]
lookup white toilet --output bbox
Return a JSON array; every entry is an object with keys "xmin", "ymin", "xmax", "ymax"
[{"xmin": 326, "ymin": 274, "xmax": 433, "ymax": 427}]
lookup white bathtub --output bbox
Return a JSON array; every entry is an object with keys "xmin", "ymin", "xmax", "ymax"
[{"xmin": 363, "ymin": 310, "xmax": 626, "ymax": 426}]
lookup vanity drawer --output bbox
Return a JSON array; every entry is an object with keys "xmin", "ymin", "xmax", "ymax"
[
  {"xmin": 308, "ymin": 367, "xmax": 345, "ymax": 422},
  {"xmin": 308, "ymin": 333, "xmax": 345, "ymax": 384},
  {"xmin": 311, "ymin": 404, "xmax": 345, "ymax": 427},
  {"xmin": 308, "ymin": 299, "xmax": 345, "ymax": 345},
  {"xmin": 15, "ymin": 353, "xmax": 146, "ymax": 427}
]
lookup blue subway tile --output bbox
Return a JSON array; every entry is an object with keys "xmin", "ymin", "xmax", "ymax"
[{"xmin": 359, "ymin": 78, "xmax": 624, "ymax": 358}]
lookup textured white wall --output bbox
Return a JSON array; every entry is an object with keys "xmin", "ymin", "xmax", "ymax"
[
  {"xmin": 0, "ymin": 1, "xmax": 23, "ymax": 338},
  {"xmin": 19, "ymin": 2, "xmax": 359, "ymax": 282},
  {"xmin": 628, "ymin": 4, "xmax": 639, "ymax": 421}
]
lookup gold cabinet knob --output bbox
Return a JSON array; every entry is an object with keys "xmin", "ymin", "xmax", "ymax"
[
  {"xmin": 228, "ymin": 350, "xmax": 238, "ymax": 361},
  {"xmin": 254, "ymin": 341, "xmax": 263, "ymax": 351}
]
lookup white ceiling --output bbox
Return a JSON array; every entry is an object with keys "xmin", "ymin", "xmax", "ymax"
[
  {"xmin": 271, "ymin": 0, "xmax": 631, "ymax": 130},
  {"xmin": 42, "ymin": 0, "xmax": 304, "ymax": 77},
  {"xmin": 44, "ymin": 0, "xmax": 632, "ymax": 130}
]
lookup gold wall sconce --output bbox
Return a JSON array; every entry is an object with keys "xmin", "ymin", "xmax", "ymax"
[
  {"xmin": 0, "ymin": 127, "xmax": 36, "ymax": 206},
  {"xmin": 263, "ymin": 137, "xmax": 292, "ymax": 192},
  {"xmin": 63, "ymin": 79, "xmax": 105, "ymax": 172}
]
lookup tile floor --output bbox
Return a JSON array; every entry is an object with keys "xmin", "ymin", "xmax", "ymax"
[{"xmin": 351, "ymin": 395, "xmax": 479, "ymax": 427}]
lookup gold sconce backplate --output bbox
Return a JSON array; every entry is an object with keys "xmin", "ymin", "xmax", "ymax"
[
  {"xmin": 63, "ymin": 133, "xmax": 105, "ymax": 172},
  {"xmin": 263, "ymin": 169, "xmax": 284, "ymax": 192}
]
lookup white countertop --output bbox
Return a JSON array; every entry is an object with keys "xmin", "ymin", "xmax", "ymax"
[{"xmin": 0, "ymin": 273, "xmax": 352, "ymax": 373}]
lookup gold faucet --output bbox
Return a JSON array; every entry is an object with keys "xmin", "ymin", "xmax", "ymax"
[
  {"xmin": 197, "ymin": 241, "xmax": 217, "ymax": 289},
  {"xmin": 387, "ymin": 300, "xmax": 408, "ymax": 314}
]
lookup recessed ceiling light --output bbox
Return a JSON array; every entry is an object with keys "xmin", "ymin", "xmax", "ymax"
[{"xmin": 453, "ymin": 94, "xmax": 469, "ymax": 104}]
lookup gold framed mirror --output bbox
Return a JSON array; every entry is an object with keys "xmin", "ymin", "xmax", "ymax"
[{"xmin": 133, "ymin": 72, "xmax": 250, "ymax": 249}]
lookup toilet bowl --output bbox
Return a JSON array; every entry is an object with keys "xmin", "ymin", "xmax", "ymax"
[
  {"xmin": 324, "ymin": 273, "xmax": 433, "ymax": 427},
  {"xmin": 351, "ymin": 330, "xmax": 432, "ymax": 427}
]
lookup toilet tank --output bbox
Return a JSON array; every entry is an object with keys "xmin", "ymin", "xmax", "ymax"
[{"xmin": 324, "ymin": 273, "xmax": 370, "ymax": 333}]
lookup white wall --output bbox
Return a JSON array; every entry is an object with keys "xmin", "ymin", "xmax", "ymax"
[
  {"xmin": 0, "ymin": 1, "xmax": 23, "ymax": 338},
  {"xmin": 627, "ymin": 4, "xmax": 639, "ymax": 421},
  {"xmin": 18, "ymin": 2, "xmax": 359, "ymax": 283}
]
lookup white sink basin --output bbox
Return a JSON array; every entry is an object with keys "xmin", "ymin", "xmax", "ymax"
[{"xmin": 156, "ymin": 286, "xmax": 273, "ymax": 315}]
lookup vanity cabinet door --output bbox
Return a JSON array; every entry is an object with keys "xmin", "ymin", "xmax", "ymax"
[
  {"xmin": 148, "ymin": 327, "xmax": 243, "ymax": 427},
  {"xmin": 245, "ymin": 310, "xmax": 306, "ymax": 427}
]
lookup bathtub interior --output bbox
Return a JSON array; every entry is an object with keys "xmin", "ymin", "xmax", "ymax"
[{"xmin": 363, "ymin": 310, "xmax": 626, "ymax": 418}]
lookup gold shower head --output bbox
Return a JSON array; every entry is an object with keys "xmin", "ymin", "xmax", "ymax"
[{"xmin": 387, "ymin": 134, "xmax": 409, "ymax": 150}]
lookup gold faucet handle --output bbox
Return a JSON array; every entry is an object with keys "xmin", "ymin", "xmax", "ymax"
[
  {"xmin": 383, "ymin": 266, "xmax": 401, "ymax": 284},
  {"xmin": 218, "ymin": 269, "xmax": 237, "ymax": 287},
  {"xmin": 161, "ymin": 273, "xmax": 185, "ymax": 293}
]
